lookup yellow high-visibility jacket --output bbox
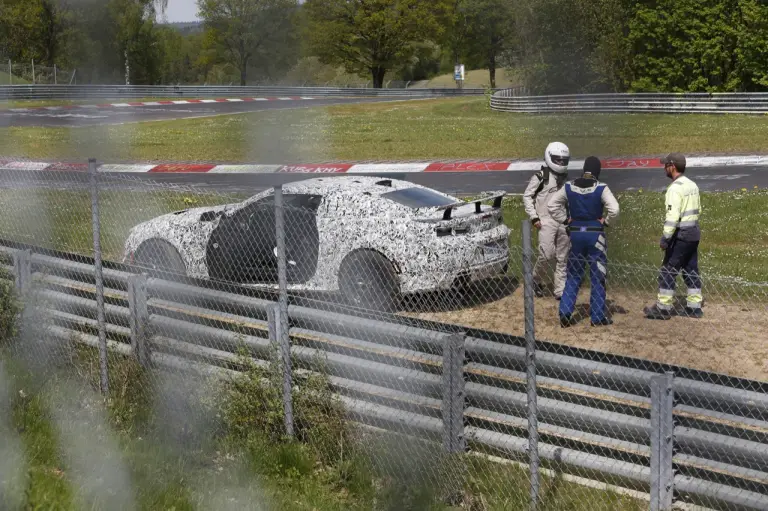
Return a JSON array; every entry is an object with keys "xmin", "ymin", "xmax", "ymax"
[{"xmin": 663, "ymin": 175, "xmax": 701, "ymax": 242}]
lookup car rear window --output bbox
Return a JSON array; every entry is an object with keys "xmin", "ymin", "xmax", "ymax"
[{"xmin": 381, "ymin": 187, "xmax": 457, "ymax": 208}]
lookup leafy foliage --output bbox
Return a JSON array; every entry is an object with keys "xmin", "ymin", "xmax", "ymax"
[
  {"xmin": 304, "ymin": 0, "xmax": 452, "ymax": 88},
  {"xmin": 197, "ymin": 0, "xmax": 299, "ymax": 85}
]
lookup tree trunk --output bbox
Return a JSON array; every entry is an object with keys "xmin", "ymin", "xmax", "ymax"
[
  {"xmin": 489, "ymin": 50, "xmax": 497, "ymax": 89},
  {"xmin": 372, "ymin": 67, "xmax": 386, "ymax": 88},
  {"xmin": 240, "ymin": 61, "xmax": 247, "ymax": 86}
]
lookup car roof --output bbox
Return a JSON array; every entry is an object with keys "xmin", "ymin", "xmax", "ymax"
[{"xmin": 281, "ymin": 175, "xmax": 436, "ymax": 198}]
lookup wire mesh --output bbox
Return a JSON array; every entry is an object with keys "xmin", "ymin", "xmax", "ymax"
[{"xmin": 0, "ymin": 160, "xmax": 767, "ymax": 510}]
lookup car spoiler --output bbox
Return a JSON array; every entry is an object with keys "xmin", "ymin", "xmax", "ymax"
[
  {"xmin": 436, "ymin": 190, "xmax": 506, "ymax": 221},
  {"xmin": 414, "ymin": 191, "xmax": 506, "ymax": 222}
]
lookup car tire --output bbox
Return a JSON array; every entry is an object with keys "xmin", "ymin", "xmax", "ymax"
[
  {"xmin": 339, "ymin": 251, "xmax": 400, "ymax": 312},
  {"xmin": 133, "ymin": 240, "xmax": 186, "ymax": 275}
]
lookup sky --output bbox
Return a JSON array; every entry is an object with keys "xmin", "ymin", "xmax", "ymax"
[{"xmin": 163, "ymin": 0, "xmax": 200, "ymax": 22}]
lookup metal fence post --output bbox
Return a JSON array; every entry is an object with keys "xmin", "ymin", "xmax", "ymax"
[
  {"xmin": 268, "ymin": 303, "xmax": 294, "ymax": 438},
  {"xmin": 522, "ymin": 219, "xmax": 540, "ymax": 509},
  {"xmin": 127, "ymin": 274, "xmax": 150, "ymax": 368},
  {"xmin": 89, "ymin": 158, "xmax": 109, "ymax": 395},
  {"xmin": 12, "ymin": 249, "xmax": 32, "ymax": 297},
  {"xmin": 651, "ymin": 372, "xmax": 675, "ymax": 511},
  {"xmin": 274, "ymin": 186, "xmax": 294, "ymax": 438},
  {"xmin": 442, "ymin": 333, "xmax": 466, "ymax": 454}
]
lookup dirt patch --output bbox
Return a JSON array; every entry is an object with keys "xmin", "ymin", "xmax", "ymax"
[{"xmin": 407, "ymin": 286, "xmax": 768, "ymax": 382}]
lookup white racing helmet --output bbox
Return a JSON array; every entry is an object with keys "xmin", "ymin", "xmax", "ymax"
[{"xmin": 544, "ymin": 141, "xmax": 570, "ymax": 174}]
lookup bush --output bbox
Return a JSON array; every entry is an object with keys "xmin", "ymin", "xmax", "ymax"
[{"xmin": 0, "ymin": 265, "xmax": 19, "ymax": 345}]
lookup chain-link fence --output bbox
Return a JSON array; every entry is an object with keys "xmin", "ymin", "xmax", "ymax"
[
  {"xmin": 1, "ymin": 159, "xmax": 767, "ymax": 510},
  {"xmin": 2, "ymin": 60, "xmax": 76, "ymax": 85}
]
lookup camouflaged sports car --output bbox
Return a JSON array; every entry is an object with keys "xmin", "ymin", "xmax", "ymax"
[{"xmin": 123, "ymin": 176, "xmax": 510, "ymax": 310}]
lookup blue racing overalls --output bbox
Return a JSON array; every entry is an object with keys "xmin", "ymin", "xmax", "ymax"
[{"xmin": 556, "ymin": 177, "xmax": 618, "ymax": 324}]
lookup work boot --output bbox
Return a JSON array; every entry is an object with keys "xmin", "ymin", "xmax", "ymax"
[
  {"xmin": 683, "ymin": 307, "xmax": 704, "ymax": 319},
  {"xmin": 644, "ymin": 305, "xmax": 672, "ymax": 320},
  {"xmin": 560, "ymin": 314, "xmax": 577, "ymax": 328},
  {"xmin": 591, "ymin": 318, "xmax": 614, "ymax": 327}
]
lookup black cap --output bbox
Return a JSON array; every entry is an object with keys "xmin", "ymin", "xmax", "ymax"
[
  {"xmin": 661, "ymin": 152, "xmax": 686, "ymax": 172},
  {"xmin": 583, "ymin": 156, "xmax": 601, "ymax": 179}
]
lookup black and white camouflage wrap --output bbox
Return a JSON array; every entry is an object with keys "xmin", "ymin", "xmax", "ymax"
[{"xmin": 123, "ymin": 176, "xmax": 510, "ymax": 295}]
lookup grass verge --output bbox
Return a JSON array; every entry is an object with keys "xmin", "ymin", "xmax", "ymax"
[
  {"xmin": 0, "ymin": 286, "xmax": 645, "ymax": 511},
  {"xmin": 3, "ymin": 98, "xmax": 768, "ymax": 162},
  {"xmin": 0, "ymin": 187, "xmax": 766, "ymax": 282}
]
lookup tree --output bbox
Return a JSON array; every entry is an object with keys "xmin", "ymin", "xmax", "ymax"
[
  {"xmin": 198, "ymin": 0, "xmax": 298, "ymax": 86},
  {"xmin": 304, "ymin": 0, "xmax": 451, "ymax": 88},
  {"xmin": 464, "ymin": 0, "xmax": 515, "ymax": 88},
  {"xmin": 626, "ymin": 0, "xmax": 768, "ymax": 92}
]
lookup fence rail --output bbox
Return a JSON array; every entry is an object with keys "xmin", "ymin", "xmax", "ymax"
[
  {"xmin": 2, "ymin": 241, "xmax": 767, "ymax": 510},
  {"xmin": 490, "ymin": 90, "xmax": 768, "ymax": 114},
  {"xmin": 0, "ymin": 85, "xmax": 492, "ymax": 101}
]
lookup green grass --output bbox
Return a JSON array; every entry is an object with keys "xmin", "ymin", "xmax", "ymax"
[
  {"xmin": 0, "ymin": 186, "xmax": 765, "ymax": 282},
  {"xmin": 4, "ymin": 97, "xmax": 768, "ymax": 162},
  {"xmin": 0, "ymin": 189, "xmax": 235, "ymax": 261},
  {"xmin": 0, "ymin": 70, "xmax": 29, "ymax": 85},
  {"xmin": 499, "ymin": 189, "xmax": 768, "ymax": 282},
  {"xmin": 417, "ymin": 68, "xmax": 522, "ymax": 89},
  {"xmin": 0, "ymin": 338, "xmax": 646, "ymax": 511}
]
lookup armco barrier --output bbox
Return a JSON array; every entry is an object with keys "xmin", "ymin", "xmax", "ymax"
[
  {"xmin": 2, "ymin": 241, "xmax": 767, "ymax": 510},
  {"xmin": 0, "ymin": 85, "xmax": 492, "ymax": 101},
  {"xmin": 490, "ymin": 90, "xmax": 768, "ymax": 114}
]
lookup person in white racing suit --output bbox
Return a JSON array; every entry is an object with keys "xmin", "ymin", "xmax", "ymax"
[{"xmin": 523, "ymin": 141, "xmax": 572, "ymax": 299}]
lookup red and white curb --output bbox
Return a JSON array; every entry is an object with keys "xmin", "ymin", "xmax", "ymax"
[
  {"xmin": 6, "ymin": 97, "xmax": 319, "ymax": 113},
  {"xmin": 1, "ymin": 155, "xmax": 767, "ymax": 174}
]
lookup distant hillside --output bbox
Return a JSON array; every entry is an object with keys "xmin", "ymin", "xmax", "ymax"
[{"xmin": 162, "ymin": 21, "xmax": 203, "ymax": 34}]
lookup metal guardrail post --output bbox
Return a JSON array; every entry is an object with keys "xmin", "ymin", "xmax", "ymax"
[
  {"xmin": 522, "ymin": 219, "xmax": 540, "ymax": 509},
  {"xmin": 268, "ymin": 303, "xmax": 294, "ymax": 438},
  {"xmin": 12, "ymin": 249, "xmax": 32, "ymax": 297},
  {"xmin": 89, "ymin": 158, "xmax": 109, "ymax": 395},
  {"xmin": 651, "ymin": 372, "xmax": 675, "ymax": 511},
  {"xmin": 442, "ymin": 333, "xmax": 466, "ymax": 454},
  {"xmin": 127, "ymin": 274, "xmax": 150, "ymax": 368}
]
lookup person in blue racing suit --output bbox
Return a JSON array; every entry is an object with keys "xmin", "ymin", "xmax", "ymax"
[{"xmin": 548, "ymin": 156, "xmax": 620, "ymax": 327}]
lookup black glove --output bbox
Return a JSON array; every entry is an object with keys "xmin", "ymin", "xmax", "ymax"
[{"xmin": 660, "ymin": 237, "xmax": 669, "ymax": 250}]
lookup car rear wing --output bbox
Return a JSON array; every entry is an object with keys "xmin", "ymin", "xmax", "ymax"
[{"xmin": 436, "ymin": 191, "xmax": 507, "ymax": 221}]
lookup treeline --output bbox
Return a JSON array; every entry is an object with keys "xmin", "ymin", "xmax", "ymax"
[{"xmin": 2, "ymin": 0, "xmax": 768, "ymax": 92}]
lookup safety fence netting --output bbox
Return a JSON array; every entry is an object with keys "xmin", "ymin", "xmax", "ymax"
[{"xmin": 1, "ymin": 162, "xmax": 767, "ymax": 510}]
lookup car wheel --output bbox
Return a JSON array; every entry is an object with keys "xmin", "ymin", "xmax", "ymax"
[
  {"xmin": 133, "ymin": 240, "xmax": 186, "ymax": 275},
  {"xmin": 339, "ymin": 251, "xmax": 400, "ymax": 312}
]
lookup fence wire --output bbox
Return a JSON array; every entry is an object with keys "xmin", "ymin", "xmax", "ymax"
[{"xmin": 0, "ymin": 160, "xmax": 767, "ymax": 510}]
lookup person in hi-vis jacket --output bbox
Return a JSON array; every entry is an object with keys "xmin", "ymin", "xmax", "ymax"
[
  {"xmin": 548, "ymin": 156, "xmax": 620, "ymax": 327},
  {"xmin": 644, "ymin": 152, "xmax": 703, "ymax": 320},
  {"xmin": 523, "ymin": 142, "xmax": 571, "ymax": 299}
]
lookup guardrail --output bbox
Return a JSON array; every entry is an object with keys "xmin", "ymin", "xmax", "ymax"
[
  {"xmin": 490, "ymin": 90, "xmax": 768, "ymax": 114},
  {"xmin": 2, "ymin": 242, "xmax": 768, "ymax": 510},
  {"xmin": 0, "ymin": 85, "xmax": 492, "ymax": 101}
]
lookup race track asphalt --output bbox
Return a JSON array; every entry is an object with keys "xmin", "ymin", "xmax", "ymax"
[
  {"xmin": 0, "ymin": 96, "xmax": 413, "ymax": 127},
  {"xmin": 0, "ymin": 165, "xmax": 764, "ymax": 196}
]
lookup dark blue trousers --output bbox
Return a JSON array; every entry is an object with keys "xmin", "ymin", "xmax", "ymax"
[
  {"xmin": 559, "ymin": 230, "xmax": 608, "ymax": 323},
  {"xmin": 657, "ymin": 239, "xmax": 702, "ymax": 309}
]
